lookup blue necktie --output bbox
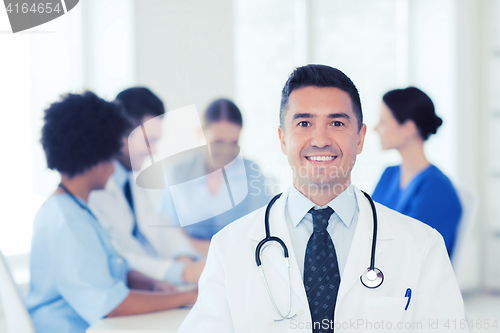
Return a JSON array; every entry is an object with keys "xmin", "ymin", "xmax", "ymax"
[
  {"xmin": 304, "ymin": 207, "xmax": 340, "ymax": 333},
  {"xmin": 124, "ymin": 179, "xmax": 157, "ymax": 257}
]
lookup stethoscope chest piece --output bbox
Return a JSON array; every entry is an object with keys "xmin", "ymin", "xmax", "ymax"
[{"xmin": 360, "ymin": 267, "xmax": 384, "ymax": 289}]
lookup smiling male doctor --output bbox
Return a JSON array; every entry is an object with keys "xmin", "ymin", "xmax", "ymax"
[{"xmin": 179, "ymin": 65, "xmax": 467, "ymax": 333}]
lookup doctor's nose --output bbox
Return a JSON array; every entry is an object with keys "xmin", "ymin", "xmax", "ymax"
[{"xmin": 310, "ymin": 126, "xmax": 332, "ymax": 148}]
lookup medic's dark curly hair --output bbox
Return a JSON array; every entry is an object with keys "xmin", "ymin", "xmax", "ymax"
[
  {"xmin": 115, "ymin": 87, "xmax": 165, "ymax": 127},
  {"xmin": 41, "ymin": 91, "xmax": 131, "ymax": 177}
]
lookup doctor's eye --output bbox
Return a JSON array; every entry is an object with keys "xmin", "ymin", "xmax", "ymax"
[{"xmin": 298, "ymin": 121, "xmax": 310, "ymax": 127}]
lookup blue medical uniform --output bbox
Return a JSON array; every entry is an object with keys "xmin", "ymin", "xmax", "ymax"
[
  {"xmin": 159, "ymin": 157, "xmax": 273, "ymax": 240},
  {"xmin": 372, "ymin": 165, "xmax": 462, "ymax": 256},
  {"xmin": 25, "ymin": 194, "xmax": 130, "ymax": 333}
]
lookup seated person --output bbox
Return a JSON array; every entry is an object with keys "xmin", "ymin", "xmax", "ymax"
[
  {"xmin": 159, "ymin": 98, "xmax": 273, "ymax": 255},
  {"xmin": 372, "ymin": 87, "xmax": 462, "ymax": 257},
  {"xmin": 89, "ymin": 87, "xmax": 204, "ymax": 285},
  {"xmin": 25, "ymin": 92, "xmax": 197, "ymax": 333}
]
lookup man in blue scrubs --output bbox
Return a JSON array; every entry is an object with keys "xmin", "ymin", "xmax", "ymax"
[{"xmin": 89, "ymin": 87, "xmax": 205, "ymax": 284}]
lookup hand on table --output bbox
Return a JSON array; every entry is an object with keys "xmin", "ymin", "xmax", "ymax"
[
  {"xmin": 153, "ymin": 280, "xmax": 177, "ymax": 293},
  {"xmin": 182, "ymin": 260, "xmax": 206, "ymax": 284}
]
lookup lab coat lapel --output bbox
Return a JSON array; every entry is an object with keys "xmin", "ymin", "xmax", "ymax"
[
  {"xmin": 336, "ymin": 186, "xmax": 395, "ymax": 305},
  {"xmin": 248, "ymin": 187, "xmax": 310, "ymax": 311}
]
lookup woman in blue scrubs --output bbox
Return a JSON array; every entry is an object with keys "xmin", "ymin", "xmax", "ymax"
[
  {"xmin": 25, "ymin": 92, "xmax": 197, "ymax": 333},
  {"xmin": 372, "ymin": 87, "xmax": 462, "ymax": 257}
]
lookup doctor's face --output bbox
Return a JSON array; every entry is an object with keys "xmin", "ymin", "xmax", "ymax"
[{"xmin": 278, "ymin": 86, "xmax": 366, "ymax": 196}]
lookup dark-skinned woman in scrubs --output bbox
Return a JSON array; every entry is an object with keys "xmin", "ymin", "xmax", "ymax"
[{"xmin": 26, "ymin": 92, "xmax": 197, "ymax": 333}]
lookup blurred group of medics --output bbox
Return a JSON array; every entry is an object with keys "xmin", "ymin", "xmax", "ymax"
[
  {"xmin": 25, "ymin": 73, "xmax": 462, "ymax": 332},
  {"xmin": 25, "ymin": 88, "xmax": 272, "ymax": 332}
]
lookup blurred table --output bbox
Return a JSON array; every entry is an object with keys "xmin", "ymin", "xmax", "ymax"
[{"xmin": 86, "ymin": 308, "xmax": 190, "ymax": 333}]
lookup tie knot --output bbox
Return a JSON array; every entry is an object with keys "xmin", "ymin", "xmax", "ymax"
[{"xmin": 309, "ymin": 207, "xmax": 334, "ymax": 232}]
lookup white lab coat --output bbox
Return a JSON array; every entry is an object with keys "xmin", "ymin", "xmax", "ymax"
[
  {"xmin": 179, "ymin": 186, "xmax": 468, "ymax": 333},
  {"xmin": 88, "ymin": 175, "xmax": 199, "ymax": 281}
]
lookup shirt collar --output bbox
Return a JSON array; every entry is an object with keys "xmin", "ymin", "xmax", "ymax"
[
  {"xmin": 113, "ymin": 160, "xmax": 130, "ymax": 188},
  {"xmin": 287, "ymin": 183, "xmax": 356, "ymax": 228}
]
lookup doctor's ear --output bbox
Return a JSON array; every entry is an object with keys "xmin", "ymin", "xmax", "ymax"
[
  {"xmin": 356, "ymin": 124, "xmax": 367, "ymax": 155},
  {"xmin": 278, "ymin": 126, "xmax": 287, "ymax": 155}
]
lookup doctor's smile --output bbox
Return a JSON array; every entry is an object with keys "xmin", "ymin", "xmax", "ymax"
[{"xmin": 305, "ymin": 155, "xmax": 337, "ymax": 162}]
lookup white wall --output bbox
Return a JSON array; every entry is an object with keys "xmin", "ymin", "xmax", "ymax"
[
  {"xmin": 480, "ymin": 0, "xmax": 500, "ymax": 291},
  {"xmin": 81, "ymin": 0, "xmax": 136, "ymax": 99},
  {"xmin": 234, "ymin": 0, "xmax": 298, "ymax": 190},
  {"xmin": 452, "ymin": 0, "xmax": 483, "ymax": 292},
  {"xmin": 134, "ymin": 0, "xmax": 235, "ymax": 112},
  {"xmin": 0, "ymin": 1, "xmax": 84, "ymax": 256},
  {"xmin": 408, "ymin": 0, "xmax": 458, "ymax": 182}
]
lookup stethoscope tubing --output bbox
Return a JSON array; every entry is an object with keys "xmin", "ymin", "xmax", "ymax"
[
  {"xmin": 255, "ymin": 193, "xmax": 285, "ymax": 266},
  {"xmin": 361, "ymin": 190, "xmax": 378, "ymax": 271},
  {"xmin": 255, "ymin": 188, "xmax": 383, "ymax": 321}
]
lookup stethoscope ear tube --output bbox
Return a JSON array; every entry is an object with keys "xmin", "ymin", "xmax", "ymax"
[
  {"xmin": 256, "ymin": 236, "xmax": 289, "ymax": 266},
  {"xmin": 360, "ymin": 190, "xmax": 384, "ymax": 289},
  {"xmin": 361, "ymin": 190, "xmax": 377, "ymax": 271},
  {"xmin": 255, "ymin": 193, "xmax": 283, "ymax": 266}
]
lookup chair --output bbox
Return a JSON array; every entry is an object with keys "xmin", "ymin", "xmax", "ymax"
[
  {"xmin": 0, "ymin": 250, "xmax": 34, "ymax": 333},
  {"xmin": 451, "ymin": 186, "xmax": 479, "ymax": 288}
]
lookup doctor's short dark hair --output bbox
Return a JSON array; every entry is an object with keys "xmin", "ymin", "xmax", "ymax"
[
  {"xmin": 383, "ymin": 87, "xmax": 442, "ymax": 140},
  {"xmin": 279, "ymin": 64, "xmax": 363, "ymax": 131},
  {"xmin": 115, "ymin": 87, "xmax": 165, "ymax": 128},
  {"xmin": 41, "ymin": 91, "xmax": 131, "ymax": 177}
]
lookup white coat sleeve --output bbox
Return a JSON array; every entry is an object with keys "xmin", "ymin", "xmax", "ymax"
[
  {"xmin": 413, "ymin": 229, "xmax": 469, "ymax": 332},
  {"xmin": 178, "ymin": 233, "xmax": 234, "ymax": 333}
]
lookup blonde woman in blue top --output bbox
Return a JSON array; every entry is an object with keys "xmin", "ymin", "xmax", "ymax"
[
  {"xmin": 25, "ymin": 92, "xmax": 197, "ymax": 333},
  {"xmin": 372, "ymin": 87, "xmax": 462, "ymax": 257},
  {"xmin": 159, "ymin": 99, "xmax": 273, "ymax": 255}
]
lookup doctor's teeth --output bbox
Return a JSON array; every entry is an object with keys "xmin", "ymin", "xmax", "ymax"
[{"xmin": 308, "ymin": 156, "xmax": 334, "ymax": 161}]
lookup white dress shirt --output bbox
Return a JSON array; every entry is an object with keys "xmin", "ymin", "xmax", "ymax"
[{"xmin": 285, "ymin": 183, "xmax": 359, "ymax": 277}]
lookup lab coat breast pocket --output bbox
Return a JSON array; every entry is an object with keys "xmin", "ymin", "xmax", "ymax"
[{"xmin": 362, "ymin": 297, "xmax": 409, "ymax": 332}]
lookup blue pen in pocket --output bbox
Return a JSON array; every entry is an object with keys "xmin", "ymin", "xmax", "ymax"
[{"xmin": 404, "ymin": 288, "xmax": 412, "ymax": 310}]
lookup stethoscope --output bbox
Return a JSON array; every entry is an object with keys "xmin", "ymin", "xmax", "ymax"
[
  {"xmin": 255, "ymin": 190, "xmax": 384, "ymax": 322},
  {"xmin": 57, "ymin": 183, "xmax": 126, "ymax": 260}
]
